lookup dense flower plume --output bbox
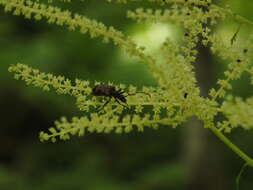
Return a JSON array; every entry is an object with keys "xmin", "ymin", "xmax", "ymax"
[{"xmin": 3, "ymin": 0, "xmax": 253, "ymax": 167}]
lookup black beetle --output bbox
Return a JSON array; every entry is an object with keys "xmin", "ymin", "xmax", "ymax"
[{"xmin": 92, "ymin": 84, "xmax": 150, "ymax": 111}]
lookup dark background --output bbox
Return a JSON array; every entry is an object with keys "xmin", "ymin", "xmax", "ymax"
[{"xmin": 0, "ymin": 0, "xmax": 253, "ymax": 190}]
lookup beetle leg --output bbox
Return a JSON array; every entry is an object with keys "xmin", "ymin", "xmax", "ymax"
[
  {"xmin": 114, "ymin": 98, "xmax": 130, "ymax": 109},
  {"xmin": 97, "ymin": 97, "xmax": 111, "ymax": 112},
  {"xmin": 118, "ymin": 89, "xmax": 125, "ymax": 95}
]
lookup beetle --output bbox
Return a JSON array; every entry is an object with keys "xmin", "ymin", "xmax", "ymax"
[{"xmin": 92, "ymin": 84, "xmax": 150, "ymax": 111}]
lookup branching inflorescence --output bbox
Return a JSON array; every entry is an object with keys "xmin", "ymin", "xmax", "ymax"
[{"xmin": 3, "ymin": 0, "xmax": 253, "ymax": 167}]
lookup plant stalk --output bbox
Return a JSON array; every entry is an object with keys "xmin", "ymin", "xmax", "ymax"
[{"xmin": 209, "ymin": 125, "xmax": 253, "ymax": 167}]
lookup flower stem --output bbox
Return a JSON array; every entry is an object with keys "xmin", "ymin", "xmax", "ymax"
[{"xmin": 209, "ymin": 125, "xmax": 253, "ymax": 167}]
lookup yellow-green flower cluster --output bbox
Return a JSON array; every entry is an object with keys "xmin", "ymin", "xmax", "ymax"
[
  {"xmin": 127, "ymin": 2, "xmax": 225, "ymax": 64},
  {"xmin": 3, "ymin": 0, "xmax": 253, "ymax": 159},
  {"xmin": 10, "ymin": 63, "xmax": 196, "ymax": 142},
  {"xmin": 47, "ymin": 0, "xmax": 72, "ymax": 3},
  {"xmin": 107, "ymin": 0, "xmax": 211, "ymax": 6},
  {"xmin": 208, "ymin": 34, "xmax": 253, "ymax": 100},
  {"xmin": 0, "ymin": 0, "xmax": 154, "ymax": 64},
  {"xmin": 39, "ymin": 111, "xmax": 184, "ymax": 142},
  {"xmin": 219, "ymin": 96, "xmax": 253, "ymax": 131},
  {"xmin": 8, "ymin": 63, "xmax": 92, "ymax": 97}
]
